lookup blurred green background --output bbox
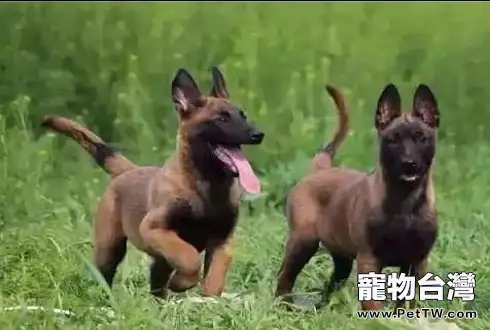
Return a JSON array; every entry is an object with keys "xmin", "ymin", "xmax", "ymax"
[
  {"xmin": 1, "ymin": 3, "xmax": 489, "ymax": 329},
  {"xmin": 2, "ymin": 3, "xmax": 489, "ymax": 207}
]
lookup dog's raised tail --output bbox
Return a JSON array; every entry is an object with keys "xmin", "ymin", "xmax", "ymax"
[
  {"xmin": 41, "ymin": 116, "xmax": 136, "ymax": 178},
  {"xmin": 309, "ymin": 85, "xmax": 349, "ymax": 172}
]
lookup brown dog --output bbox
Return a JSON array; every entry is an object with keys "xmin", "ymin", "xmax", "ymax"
[
  {"xmin": 276, "ymin": 83, "xmax": 439, "ymax": 311},
  {"xmin": 41, "ymin": 67, "xmax": 265, "ymax": 298}
]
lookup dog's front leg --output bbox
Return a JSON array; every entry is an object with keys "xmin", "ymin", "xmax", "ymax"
[
  {"xmin": 356, "ymin": 252, "xmax": 383, "ymax": 310},
  {"xmin": 409, "ymin": 258, "xmax": 428, "ymax": 309},
  {"xmin": 201, "ymin": 237, "xmax": 234, "ymax": 296},
  {"xmin": 394, "ymin": 264, "xmax": 411, "ymax": 311},
  {"xmin": 139, "ymin": 207, "xmax": 202, "ymax": 294}
]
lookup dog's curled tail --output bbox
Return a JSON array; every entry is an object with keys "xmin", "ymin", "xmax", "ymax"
[
  {"xmin": 41, "ymin": 116, "xmax": 136, "ymax": 178},
  {"xmin": 309, "ymin": 85, "xmax": 349, "ymax": 172}
]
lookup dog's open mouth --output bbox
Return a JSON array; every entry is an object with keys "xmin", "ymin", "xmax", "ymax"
[{"xmin": 212, "ymin": 145, "xmax": 261, "ymax": 195}]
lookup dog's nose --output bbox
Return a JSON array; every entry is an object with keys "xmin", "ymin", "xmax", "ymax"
[
  {"xmin": 402, "ymin": 159, "xmax": 417, "ymax": 171},
  {"xmin": 249, "ymin": 130, "xmax": 265, "ymax": 144}
]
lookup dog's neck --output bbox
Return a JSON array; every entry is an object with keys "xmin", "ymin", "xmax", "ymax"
[
  {"xmin": 176, "ymin": 131, "xmax": 231, "ymax": 184},
  {"xmin": 376, "ymin": 168, "xmax": 432, "ymax": 215}
]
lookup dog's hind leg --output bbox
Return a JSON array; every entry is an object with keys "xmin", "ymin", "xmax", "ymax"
[
  {"xmin": 94, "ymin": 238, "xmax": 127, "ymax": 287},
  {"xmin": 93, "ymin": 190, "xmax": 127, "ymax": 287},
  {"xmin": 275, "ymin": 232, "xmax": 319, "ymax": 302},
  {"xmin": 320, "ymin": 253, "xmax": 353, "ymax": 304},
  {"xmin": 276, "ymin": 197, "xmax": 320, "ymax": 303},
  {"xmin": 356, "ymin": 252, "xmax": 383, "ymax": 310}
]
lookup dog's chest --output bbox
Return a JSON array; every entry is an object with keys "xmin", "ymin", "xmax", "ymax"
[
  {"xmin": 172, "ymin": 206, "xmax": 238, "ymax": 250},
  {"xmin": 169, "ymin": 183, "xmax": 240, "ymax": 250},
  {"xmin": 367, "ymin": 211, "xmax": 437, "ymax": 266}
]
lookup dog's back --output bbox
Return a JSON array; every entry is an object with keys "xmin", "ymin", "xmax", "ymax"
[
  {"xmin": 286, "ymin": 167, "xmax": 363, "ymax": 228},
  {"xmin": 284, "ymin": 85, "xmax": 357, "ymax": 242}
]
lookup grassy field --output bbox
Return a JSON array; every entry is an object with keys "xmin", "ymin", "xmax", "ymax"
[{"xmin": 1, "ymin": 2, "xmax": 490, "ymax": 329}]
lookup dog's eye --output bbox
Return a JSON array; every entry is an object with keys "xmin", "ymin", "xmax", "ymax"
[
  {"xmin": 218, "ymin": 111, "xmax": 230, "ymax": 122},
  {"xmin": 386, "ymin": 133, "xmax": 400, "ymax": 145},
  {"xmin": 415, "ymin": 132, "xmax": 427, "ymax": 143},
  {"xmin": 239, "ymin": 110, "xmax": 247, "ymax": 119}
]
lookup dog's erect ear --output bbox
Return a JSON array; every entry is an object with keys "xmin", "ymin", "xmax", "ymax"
[
  {"xmin": 171, "ymin": 68, "xmax": 202, "ymax": 113},
  {"xmin": 412, "ymin": 84, "xmax": 439, "ymax": 129},
  {"xmin": 209, "ymin": 66, "xmax": 229, "ymax": 99},
  {"xmin": 375, "ymin": 83, "xmax": 402, "ymax": 130}
]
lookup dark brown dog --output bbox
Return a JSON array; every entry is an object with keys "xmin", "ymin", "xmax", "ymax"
[
  {"xmin": 276, "ymin": 83, "xmax": 439, "ymax": 311},
  {"xmin": 41, "ymin": 67, "xmax": 265, "ymax": 298}
]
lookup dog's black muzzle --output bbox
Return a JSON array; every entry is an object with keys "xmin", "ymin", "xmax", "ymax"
[{"xmin": 398, "ymin": 158, "xmax": 424, "ymax": 182}]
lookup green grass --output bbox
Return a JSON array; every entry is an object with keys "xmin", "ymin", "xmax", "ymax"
[{"xmin": 1, "ymin": 2, "xmax": 490, "ymax": 329}]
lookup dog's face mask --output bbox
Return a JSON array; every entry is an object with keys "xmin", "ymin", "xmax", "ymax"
[
  {"xmin": 171, "ymin": 67, "xmax": 264, "ymax": 195},
  {"xmin": 374, "ymin": 83, "xmax": 439, "ymax": 184}
]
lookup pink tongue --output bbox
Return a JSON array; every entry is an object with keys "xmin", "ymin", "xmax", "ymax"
[{"xmin": 221, "ymin": 148, "xmax": 261, "ymax": 195}]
